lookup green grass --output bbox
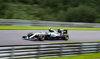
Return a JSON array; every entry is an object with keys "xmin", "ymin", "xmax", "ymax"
[
  {"xmin": 40, "ymin": 53, "xmax": 100, "ymax": 59},
  {"xmin": 0, "ymin": 26, "xmax": 100, "ymax": 30}
]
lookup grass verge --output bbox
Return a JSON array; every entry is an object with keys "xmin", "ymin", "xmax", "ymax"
[
  {"xmin": 0, "ymin": 26, "xmax": 100, "ymax": 31},
  {"xmin": 40, "ymin": 53, "xmax": 100, "ymax": 59}
]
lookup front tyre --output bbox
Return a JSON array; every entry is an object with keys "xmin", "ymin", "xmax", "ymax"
[
  {"xmin": 64, "ymin": 34, "xmax": 69, "ymax": 40},
  {"xmin": 22, "ymin": 36, "xmax": 27, "ymax": 38},
  {"xmin": 22, "ymin": 36, "xmax": 28, "ymax": 40},
  {"xmin": 39, "ymin": 35, "xmax": 45, "ymax": 41}
]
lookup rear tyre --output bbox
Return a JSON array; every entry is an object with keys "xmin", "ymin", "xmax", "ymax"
[
  {"xmin": 38, "ymin": 35, "xmax": 45, "ymax": 41},
  {"xmin": 63, "ymin": 34, "xmax": 69, "ymax": 40}
]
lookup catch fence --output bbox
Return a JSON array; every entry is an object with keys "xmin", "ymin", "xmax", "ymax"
[
  {"xmin": 0, "ymin": 19, "xmax": 100, "ymax": 27},
  {"xmin": 0, "ymin": 42, "xmax": 100, "ymax": 59}
]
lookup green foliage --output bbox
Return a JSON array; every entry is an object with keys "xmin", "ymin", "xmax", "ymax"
[
  {"xmin": 65, "ymin": 5, "xmax": 96, "ymax": 23},
  {"xmin": 0, "ymin": 0, "xmax": 100, "ymax": 23},
  {"xmin": 35, "ymin": 7, "xmax": 55, "ymax": 21},
  {"xmin": 4, "ymin": 3, "xmax": 40, "ymax": 20},
  {"xmin": 56, "ymin": 5, "xmax": 96, "ymax": 23}
]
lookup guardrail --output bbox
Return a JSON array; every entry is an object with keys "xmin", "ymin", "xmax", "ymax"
[
  {"xmin": 0, "ymin": 42, "xmax": 100, "ymax": 59},
  {"xmin": 0, "ymin": 19, "xmax": 100, "ymax": 27}
]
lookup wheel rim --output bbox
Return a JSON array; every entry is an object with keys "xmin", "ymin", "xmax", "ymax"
[
  {"xmin": 40, "ymin": 35, "xmax": 45, "ymax": 41},
  {"xmin": 42, "ymin": 36, "xmax": 45, "ymax": 40},
  {"xmin": 66, "ymin": 36, "xmax": 69, "ymax": 39},
  {"xmin": 65, "ymin": 35, "xmax": 69, "ymax": 40}
]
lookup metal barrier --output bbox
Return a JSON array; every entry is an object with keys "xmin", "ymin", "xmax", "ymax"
[
  {"xmin": 0, "ymin": 42, "xmax": 100, "ymax": 59},
  {"xmin": 0, "ymin": 19, "xmax": 100, "ymax": 27}
]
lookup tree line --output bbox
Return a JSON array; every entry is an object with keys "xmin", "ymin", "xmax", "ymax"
[{"xmin": 0, "ymin": 0, "xmax": 100, "ymax": 23}]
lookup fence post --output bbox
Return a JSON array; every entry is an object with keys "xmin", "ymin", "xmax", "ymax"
[
  {"xmin": 36, "ymin": 45, "xmax": 41, "ymax": 59},
  {"xmin": 10, "ymin": 46, "xmax": 15, "ymax": 59},
  {"xmin": 78, "ymin": 43, "xmax": 82, "ymax": 55},
  {"xmin": 97, "ymin": 42, "xmax": 100, "ymax": 53},
  {"xmin": 99, "ymin": 42, "xmax": 100, "ymax": 52},
  {"xmin": 59, "ymin": 44, "xmax": 63, "ymax": 57}
]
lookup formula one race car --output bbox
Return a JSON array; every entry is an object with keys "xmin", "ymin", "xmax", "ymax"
[{"xmin": 22, "ymin": 29, "xmax": 69, "ymax": 41}]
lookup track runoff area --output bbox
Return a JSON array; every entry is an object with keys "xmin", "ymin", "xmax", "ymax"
[{"xmin": 0, "ymin": 30, "xmax": 100, "ymax": 45}]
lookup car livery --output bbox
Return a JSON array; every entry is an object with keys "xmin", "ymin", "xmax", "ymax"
[{"xmin": 22, "ymin": 29, "xmax": 69, "ymax": 41}]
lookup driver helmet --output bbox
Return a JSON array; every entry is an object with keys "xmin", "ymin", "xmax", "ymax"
[{"xmin": 58, "ymin": 29, "xmax": 64, "ymax": 33}]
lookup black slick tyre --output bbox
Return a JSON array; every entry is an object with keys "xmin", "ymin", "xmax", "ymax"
[
  {"xmin": 64, "ymin": 34, "xmax": 69, "ymax": 40},
  {"xmin": 39, "ymin": 34, "xmax": 45, "ymax": 41},
  {"xmin": 22, "ymin": 36, "xmax": 27, "ymax": 38}
]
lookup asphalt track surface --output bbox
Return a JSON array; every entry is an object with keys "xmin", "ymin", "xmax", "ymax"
[{"xmin": 0, "ymin": 30, "xmax": 100, "ymax": 45}]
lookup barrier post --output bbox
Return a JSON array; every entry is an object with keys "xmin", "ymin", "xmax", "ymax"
[{"xmin": 10, "ymin": 46, "xmax": 15, "ymax": 59}]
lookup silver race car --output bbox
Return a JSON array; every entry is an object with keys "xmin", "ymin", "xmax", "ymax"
[{"xmin": 22, "ymin": 29, "xmax": 69, "ymax": 41}]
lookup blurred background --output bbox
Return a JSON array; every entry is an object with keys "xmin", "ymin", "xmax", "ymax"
[{"xmin": 0, "ymin": 0, "xmax": 100, "ymax": 23}]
